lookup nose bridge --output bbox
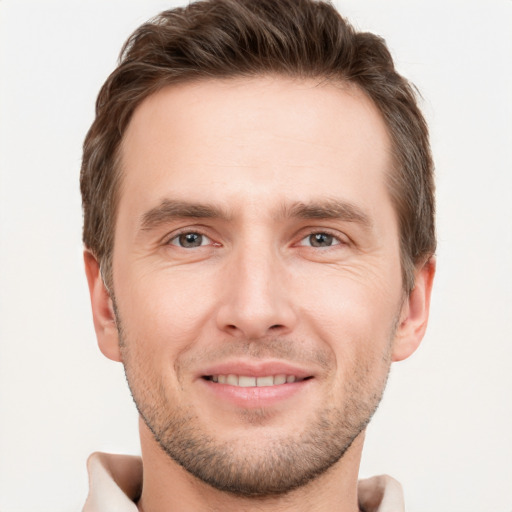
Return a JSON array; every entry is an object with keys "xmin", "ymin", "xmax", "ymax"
[
  {"xmin": 238, "ymin": 243, "xmax": 276, "ymax": 308},
  {"xmin": 217, "ymin": 235, "xmax": 295, "ymax": 338}
]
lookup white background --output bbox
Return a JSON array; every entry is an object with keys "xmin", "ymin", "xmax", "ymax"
[{"xmin": 0, "ymin": 1, "xmax": 511, "ymax": 511}]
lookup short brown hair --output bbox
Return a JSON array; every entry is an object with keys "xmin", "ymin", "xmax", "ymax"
[{"xmin": 80, "ymin": 0, "xmax": 435, "ymax": 292}]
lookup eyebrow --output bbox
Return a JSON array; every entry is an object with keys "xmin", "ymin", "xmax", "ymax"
[
  {"xmin": 280, "ymin": 199, "xmax": 373, "ymax": 229},
  {"xmin": 139, "ymin": 197, "xmax": 372, "ymax": 232},
  {"xmin": 140, "ymin": 199, "xmax": 232, "ymax": 231}
]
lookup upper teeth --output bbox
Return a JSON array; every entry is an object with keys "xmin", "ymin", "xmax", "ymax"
[{"xmin": 211, "ymin": 375, "xmax": 299, "ymax": 387}]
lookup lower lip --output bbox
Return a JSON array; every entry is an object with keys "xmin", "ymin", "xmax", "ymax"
[{"xmin": 200, "ymin": 378, "xmax": 312, "ymax": 408}]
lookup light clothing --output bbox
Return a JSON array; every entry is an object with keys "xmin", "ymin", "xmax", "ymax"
[{"xmin": 83, "ymin": 452, "xmax": 405, "ymax": 512}]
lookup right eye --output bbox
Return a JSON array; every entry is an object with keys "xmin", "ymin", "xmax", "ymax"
[{"xmin": 168, "ymin": 232, "xmax": 212, "ymax": 248}]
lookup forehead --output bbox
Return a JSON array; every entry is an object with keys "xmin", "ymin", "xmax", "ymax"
[{"xmin": 118, "ymin": 77, "xmax": 394, "ymax": 222}]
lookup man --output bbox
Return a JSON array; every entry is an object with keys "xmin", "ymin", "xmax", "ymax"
[{"xmin": 80, "ymin": 0, "xmax": 436, "ymax": 510}]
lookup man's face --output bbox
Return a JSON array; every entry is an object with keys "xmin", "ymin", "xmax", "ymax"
[{"xmin": 108, "ymin": 77, "xmax": 407, "ymax": 495}]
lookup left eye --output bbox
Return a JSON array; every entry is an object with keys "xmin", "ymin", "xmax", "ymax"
[
  {"xmin": 299, "ymin": 233, "xmax": 341, "ymax": 248},
  {"xmin": 169, "ymin": 232, "xmax": 211, "ymax": 248}
]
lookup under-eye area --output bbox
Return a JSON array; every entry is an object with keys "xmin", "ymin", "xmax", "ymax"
[{"xmin": 203, "ymin": 375, "xmax": 313, "ymax": 387}]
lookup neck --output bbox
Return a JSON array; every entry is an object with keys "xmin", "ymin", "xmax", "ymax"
[{"xmin": 136, "ymin": 419, "xmax": 364, "ymax": 512}]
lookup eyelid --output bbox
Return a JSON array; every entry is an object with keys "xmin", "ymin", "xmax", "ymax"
[
  {"xmin": 295, "ymin": 228, "xmax": 349, "ymax": 247},
  {"xmin": 169, "ymin": 233, "xmax": 212, "ymax": 247},
  {"xmin": 163, "ymin": 227, "xmax": 217, "ymax": 247},
  {"xmin": 161, "ymin": 226, "xmax": 349, "ymax": 248}
]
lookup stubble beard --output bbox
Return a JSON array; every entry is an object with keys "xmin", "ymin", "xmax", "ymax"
[{"xmin": 116, "ymin": 317, "xmax": 394, "ymax": 498}]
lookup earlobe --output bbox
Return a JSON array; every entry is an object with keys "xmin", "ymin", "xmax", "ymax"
[
  {"xmin": 83, "ymin": 250, "xmax": 122, "ymax": 362},
  {"xmin": 392, "ymin": 257, "xmax": 436, "ymax": 362}
]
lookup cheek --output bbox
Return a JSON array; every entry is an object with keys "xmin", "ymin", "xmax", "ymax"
[
  {"xmin": 301, "ymin": 275, "xmax": 397, "ymax": 398},
  {"xmin": 294, "ymin": 266, "xmax": 401, "ymax": 358},
  {"xmin": 115, "ymin": 267, "xmax": 219, "ymax": 358}
]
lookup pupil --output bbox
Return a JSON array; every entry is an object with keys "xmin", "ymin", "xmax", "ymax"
[
  {"xmin": 310, "ymin": 233, "xmax": 333, "ymax": 247},
  {"xmin": 180, "ymin": 233, "xmax": 202, "ymax": 247}
]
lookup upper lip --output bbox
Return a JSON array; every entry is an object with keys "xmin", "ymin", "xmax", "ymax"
[{"xmin": 198, "ymin": 359, "xmax": 314, "ymax": 380}]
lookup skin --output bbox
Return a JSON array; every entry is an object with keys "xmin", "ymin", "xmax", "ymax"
[{"xmin": 85, "ymin": 77, "xmax": 435, "ymax": 512}]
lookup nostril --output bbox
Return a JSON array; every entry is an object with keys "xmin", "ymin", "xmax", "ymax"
[{"xmin": 221, "ymin": 322, "xmax": 288, "ymax": 338}]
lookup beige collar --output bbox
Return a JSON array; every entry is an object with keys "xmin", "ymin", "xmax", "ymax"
[{"xmin": 83, "ymin": 452, "xmax": 404, "ymax": 512}]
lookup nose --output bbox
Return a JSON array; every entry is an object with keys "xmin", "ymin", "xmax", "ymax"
[{"xmin": 216, "ymin": 243, "xmax": 297, "ymax": 340}]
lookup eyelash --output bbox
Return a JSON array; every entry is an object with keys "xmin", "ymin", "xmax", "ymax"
[
  {"xmin": 296, "ymin": 228, "xmax": 350, "ymax": 250},
  {"xmin": 166, "ymin": 229, "xmax": 215, "ymax": 248},
  {"xmin": 165, "ymin": 228, "xmax": 347, "ymax": 250}
]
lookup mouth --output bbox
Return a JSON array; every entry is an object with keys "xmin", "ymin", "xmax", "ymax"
[
  {"xmin": 198, "ymin": 361, "xmax": 315, "ymax": 407},
  {"xmin": 203, "ymin": 374, "xmax": 312, "ymax": 387}
]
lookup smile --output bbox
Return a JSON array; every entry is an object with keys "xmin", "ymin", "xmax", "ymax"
[{"xmin": 205, "ymin": 374, "xmax": 309, "ymax": 387}]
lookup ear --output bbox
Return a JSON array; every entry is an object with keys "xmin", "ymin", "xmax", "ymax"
[
  {"xmin": 392, "ymin": 257, "xmax": 436, "ymax": 362},
  {"xmin": 83, "ymin": 250, "xmax": 122, "ymax": 362}
]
